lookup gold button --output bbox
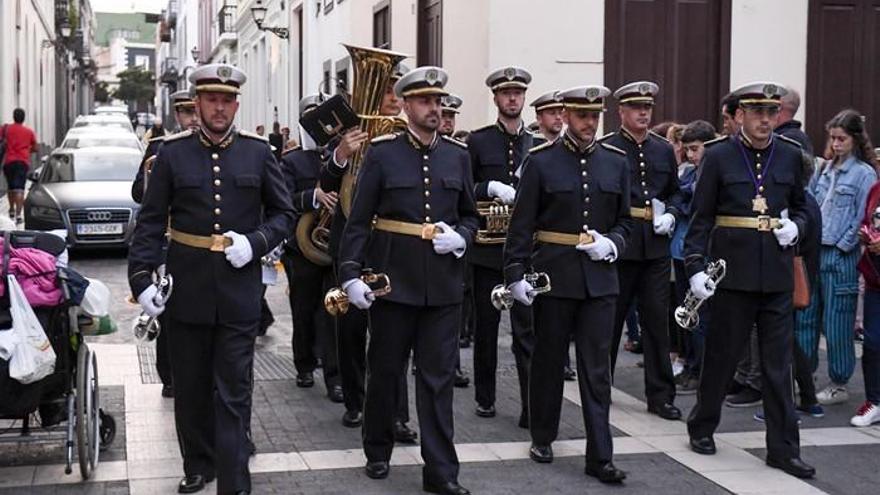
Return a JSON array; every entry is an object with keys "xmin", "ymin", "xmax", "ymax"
[
  {"xmin": 508, "ymin": 160, "xmax": 514, "ymax": 166},
  {"xmin": 643, "ymin": 190, "xmax": 649, "ymax": 195},
  {"xmin": 639, "ymin": 162, "xmax": 645, "ymax": 167},
  {"xmin": 424, "ymin": 178, "xmax": 430, "ymax": 185},
  {"xmin": 425, "ymin": 216, "xmax": 431, "ymax": 222},
  {"xmin": 213, "ymin": 223, "xmax": 221, "ymax": 231},
  {"xmin": 585, "ymin": 197, "xmax": 590, "ymax": 203},
  {"xmin": 582, "ymin": 171, "xmax": 587, "ymax": 177},
  {"xmin": 580, "ymin": 159, "xmax": 586, "ymax": 164},
  {"xmin": 211, "ymin": 153, "xmax": 219, "ymax": 160},
  {"xmin": 214, "ymin": 179, "xmax": 221, "ymax": 187},
  {"xmin": 582, "ymin": 184, "xmax": 588, "ymax": 189},
  {"xmin": 509, "ymin": 149, "xmax": 514, "ymax": 155},
  {"xmin": 756, "ymin": 163, "xmax": 762, "ymax": 170},
  {"xmin": 214, "ymin": 208, "xmax": 221, "ymax": 215},
  {"xmin": 641, "ymin": 181, "xmax": 646, "ymax": 186},
  {"xmin": 213, "ymin": 166, "xmax": 220, "ymax": 173},
  {"xmin": 757, "ymin": 174, "xmax": 763, "ymax": 180},
  {"xmin": 423, "ymin": 166, "xmax": 429, "ymax": 172},
  {"xmin": 759, "ymin": 186, "xmax": 765, "ymax": 193},
  {"xmin": 214, "ymin": 194, "xmax": 221, "ymax": 201},
  {"xmin": 639, "ymin": 152, "xmax": 644, "ymax": 158},
  {"xmin": 583, "ymin": 211, "xmax": 589, "ymax": 217},
  {"xmin": 756, "ymin": 153, "xmax": 762, "ymax": 158},
  {"xmin": 582, "ymin": 224, "xmax": 588, "ymax": 230},
  {"xmin": 425, "ymin": 204, "xmax": 431, "ymax": 210},
  {"xmin": 509, "ymin": 171, "xmax": 514, "ymax": 176},
  {"xmin": 423, "ymin": 155, "xmax": 429, "ymax": 160},
  {"xmin": 424, "ymin": 190, "xmax": 430, "ymax": 197}
]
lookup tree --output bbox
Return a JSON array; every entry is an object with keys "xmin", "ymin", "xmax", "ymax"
[
  {"xmin": 112, "ymin": 67, "xmax": 155, "ymax": 111},
  {"xmin": 94, "ymin": 81, "xmax": 110, "ymax": 103}
]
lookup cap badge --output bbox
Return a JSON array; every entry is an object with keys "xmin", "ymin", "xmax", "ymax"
[
  {"xmin": 504, "ymin": 67, "xmax": 516, "ymax": 81},
  {"xmin": 763, "ymin": 83, "xmax": 778, "ymax": 98},
  {"xmin": 426, "ymin": 69, "xmax": 440, "ymax": 85},
  {"xmin": 217, "ymin": 66, "xmax": 232, "ymax": 82},
  {"xmin": 585, "ymin": 87, "xmax": 601, "ymax": 101},
  {"xmin": 638, "ymin": 83, "xmax": 651, "ymax": 95}
]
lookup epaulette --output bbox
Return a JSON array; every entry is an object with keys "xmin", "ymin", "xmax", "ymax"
[
  {"xmin": 776, "ymin": 134, "xmax": 803, "ymax": 149},
  {"xmin": 163, "ymin": 129, "xmax": 193, "ymax": 142},
  {"xmin": 281, "ymin": 145, "xmax": 301, "ymax": 156},
  {"xmin": 371, "ymin": 133, "xmax": 398, "ymax": 144},
  {"xmin": 649, "ymin": 130, "xmax": 670, "ymax": 143},
  {"xmin": 471, "ymin": 123, "xmax": 495, "ymax": 133},
  {"xmin": 441, "ymin": 135, "xmax": 468, "ymax": 149},
  {"xmin": 597, "ymin": 131, "xmax": 616, "ymax": 142},
  {"xmin": 703, "ymin": 135, "xmax": 729, "ymax": 147},
  {"xmin": 239, "ymin": 129, "xmax": 269, "ymax": 142},
  {"xmin": 600, "ymin": 143, "xmax": 626, "ymax": 156},
  {"xmin": 528, "ymin": 141, "xmax": 554, "ymax": 154}
]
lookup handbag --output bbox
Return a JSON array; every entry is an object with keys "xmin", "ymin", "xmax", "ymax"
[
  {"xmin": 7, "ymin": 273, "xmax": 56, "ymax": 384},
  {"xmin": 793, "ymin": 255, "xmax": 810, "ymax": 309}
]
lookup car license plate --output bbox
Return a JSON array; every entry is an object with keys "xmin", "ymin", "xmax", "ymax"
[{"xmin": 76, "ymin": 223, "xmax": 124, "ymax": 235}]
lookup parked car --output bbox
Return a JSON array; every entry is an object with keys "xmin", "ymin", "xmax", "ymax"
[
  {"xmin": 24, "ymin": 147, "xmax": 141, "ymax": 248},
  {"xmin": 60, "ymin": 130, "xmax": 143, "ymax": 152},
  {"xmin": 94, "ymin": 106, "xmax": 129, "ymax": 117},
  {"xmin": 72, "ymin": 115, "xmax": 134, "ymax": 133}
]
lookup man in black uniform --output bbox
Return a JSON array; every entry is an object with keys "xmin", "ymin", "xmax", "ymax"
[
  {"xmin": 320, "ymin": 63, "xmax": 418, "ymax": 439},
  {"xmin": 505, "ymin": 85, "xmax": 630, "ymax": 483},
  {"xmin": 530, "ymin": 90, "xmax": 564, "ymax": 145},
  {"xmin": 279, "ymin": 94, "xmax": 342, "ymax": 402},
  {"xmin": 439, "ymin": 94, "xmax": 462, "ymax": 138},
  {"xmin": 338, "ymin": 66, "xmax": 477, "ymax": 495},
  {"xmin": 468, "ymin": 66, "xmax": 534, "ymax": 424},
  {"xmin": 131, "ymin": 88, "xmax": 199, "ymax": 398},
  {"xmin": 684, "ymin": 82, "xmax": 815, "ymax": 479},
  {"xmin": 128, "ymin": 64, "xmax": 294, "ymax": 495},
  {"xmin": 600, "ymin": 81, "xmax": 683, "ymax": 420}
]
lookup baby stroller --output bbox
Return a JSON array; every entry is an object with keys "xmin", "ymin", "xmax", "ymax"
[{"xmin": 0, "ymin": 230, "xmax": 116, "ymax": 479}]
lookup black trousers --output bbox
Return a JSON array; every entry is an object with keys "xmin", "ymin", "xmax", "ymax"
[
  {"xmin": 472, "ymin": 264, "xmax": 534, "ymax": 414},
  {"xmin": 281, "ymin": 252, "xmax": 338, "ymax": 389},
  {"xmin": 335, "ymin": 303, "xmax": 409, "ymax": 421},
  {"xmin": 687, "ymin": 289, "xmax": 800, "ymax": 459},
  {"xmin": 612, "ymin": 258, "xmax": 676, "ymax": 406},
  {"xmin": 530, "ymin": 295, "xmax": 615, "ymax": 463},
  {"xmin": 168, "ymin": 317, "xmax": 258, "ymax": 495},
  {"xmin": 155, "ymin": 311, "xmax": 172, "ymax": 387},
  {"xmin": 363, "ymin": 300, "xmax": 460, "ymax": 484}
]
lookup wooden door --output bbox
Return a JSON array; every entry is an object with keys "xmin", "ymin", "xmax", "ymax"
[{"xmin": 418, "ymin": 0, "xmax": 443, "ymax": 67}]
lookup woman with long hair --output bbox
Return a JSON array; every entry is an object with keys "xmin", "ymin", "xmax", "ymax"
[
  {"xmin": 797, "ymin": 109, "xmax": 877, "ymax": 408},
  {"xmin": 855, "ymin": 144, "xmax": 880, "ymax": 427}
]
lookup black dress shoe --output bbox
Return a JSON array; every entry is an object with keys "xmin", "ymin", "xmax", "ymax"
[
  {"xmin": 529, "ymin": 443, "xmax": 553, "ymax": 463},
  {"xmin": 563, "ymin": 366, "xmax": 577, "ymax": 381},
  {"xmin": 296, "ymin": 372, "xmax": 315, "ymax": 388},
  {"xmin": 766, "ymin": 456, "xmax": 816, "ymax": 479},
  {"xmin": 365, "ymin": 461, "xmax": 389, "ymax": 479},
  {"xmin": 327, "ymin": 385, "xmax": 344, "ymax": 403},
  {"xmin": 234, "ymin": 491, "xmax": 250, "ymax": 495},
  {"xmin": 393, "ymin": 421, "xmax": 418, "ymax": 443},
  {"xmin": 475, "ymin": 404, "xmax": 496, "ymax": 418},
  {"xmin": 454, "ymin": 369, "xmax": 470, "ymax": 388},
  {"xmin": 342, "ymin": 409, "xmax": 363, "ymax": 428},
  {"xmin": 178, "ymin": 474, "xmax": 211, "ymax": 494},
  {"xmin": 689, "ymin": 436, "xmax": 716, "ymax": 455},
  {"xmin": 423, "ymin": 480, "xmax": 471, "ymax": 494},
  {"xmin": 648, "ymin": 402, "xmax": 682, "ymax": 420},
  {"xmin": 161, "ymin": 385, "xmax": 174, "ymax": 398},
  {"xmin": 584, "ymin": 461, "xmax": 626, "ymax": 483}
]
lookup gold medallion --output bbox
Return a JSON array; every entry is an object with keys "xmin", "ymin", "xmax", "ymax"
[{"xmin": 752, "ymin": 195, "xmax": 768, "ymax": 214}]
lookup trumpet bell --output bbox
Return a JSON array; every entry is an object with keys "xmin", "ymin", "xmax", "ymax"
[
  {"xmin": 132, "ymin": 314, "xmax": 160, "ymax": 342},
  {"xmin": 674, "ymin": 306, "xmax": 699, "ymax": 330},
  {"xmin": 324, "ymin": 288, "xmax": 349, "ymax": 316},
  {"xmin": 490, "ymin": 284, "xmax": 514, "ymax": 311}
]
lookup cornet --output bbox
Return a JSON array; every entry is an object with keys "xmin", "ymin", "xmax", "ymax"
[
  {"xmin": 490, "ymin": 271, "xmax": 552, "ymax": 311},
  {"xmin": 674, "ymin": 259, "xmax": 726, "ymax": 330},
  {"xmin": 132, "ymin": 274, "xmax": 174, "ymax": 342},
  {"xmin": 324, "ymin": 270, "xmax": 392, "ymax": 315}
]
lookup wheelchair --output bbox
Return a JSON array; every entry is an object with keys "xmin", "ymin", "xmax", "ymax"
[{"xmin": 0, "ymin": 230, "xmax": 116, "ymax": 480}]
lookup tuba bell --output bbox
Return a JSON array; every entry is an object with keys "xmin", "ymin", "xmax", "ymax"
[{"xmin": 674, "ymin": 259, "xmax": 726, "ymax": 330}]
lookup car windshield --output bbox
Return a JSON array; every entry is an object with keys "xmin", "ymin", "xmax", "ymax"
[
  {"xmin": 72, "ymin": 120, "xmax": 131, "ymax": 131},
  {"xmin": 62, "ymin": 136, "xmax": 141, "ymax": 150},
  {"xmin": 41, "ymin": 152, "xmax": 140, "ymax": 183}
]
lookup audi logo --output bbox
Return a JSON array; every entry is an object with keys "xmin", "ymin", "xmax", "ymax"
[{"xmin": 86, "ymin": 211, "xmax": 113, "ymax": 222}]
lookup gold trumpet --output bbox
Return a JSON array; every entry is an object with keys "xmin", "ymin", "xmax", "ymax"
[
  {"xmin": 475, "ymin": 200, "xmax": 513, "ymax": 244},
  {"xmin": 490, "ymin": 271, "xmax": 552, "ymax": 311},
  {"xmin": 674, "ymin": 259, "xmax": 726, "ymax": 330},
  {"xmin": 324, "ymin": 270, "xmax": 392, "ymax": 315}
]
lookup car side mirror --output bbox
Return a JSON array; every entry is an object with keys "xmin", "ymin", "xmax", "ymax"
[
  {"xmin": 27, "ymin": 169, "xmax": 40, "ymax": 182},
  {"xmin": 40, "ymin": 155, "xmax": 48, "ymax": 165}
]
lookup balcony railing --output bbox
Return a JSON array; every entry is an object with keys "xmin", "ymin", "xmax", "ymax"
[
  {"xmin": 160, "ymin": 57, "xmax": 179, "ymax": 85},
  {"xmin": 166, "ymin": 0, "xmax": 178, "ymax": 28},
  {"xmin": 218, "ymin": 1, "xmax": 237, "ymax": 36}
]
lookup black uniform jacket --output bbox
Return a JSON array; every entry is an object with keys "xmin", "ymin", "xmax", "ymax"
[
  {"xmin": 132, "ymin": 136, "xmax": 164, "ymax": 204},
  {"xmin": 600, "ymin": 128, "xmax": 684, "ymax": 261},
  {"xmin": 128, "ymin": 128, "xmax": 295, "ymax": 324},
  {"xmin": 683, "ymin": 133, "xmax": 808, "ymax": 293},
  {"xmin": 503, "ymin": 134, "xmax": 633, "ymax": 299},
  {"xmin": 338, "ymin": 131, "xmax": 479, "ymax": 307},
  {"xmin": 280, "ymin": 146, "xmax": 323, "ymax": 256},
  {"xmin": 467, "ymin": 121, "xmax": 534, "ymax": 269}
]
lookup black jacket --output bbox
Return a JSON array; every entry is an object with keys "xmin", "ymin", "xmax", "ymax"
[
  {"xmin": 128, "ymin": 128, "xmax": 295, "ymax": 324},
  {"xmin": 338, "ymin": 131, "xmax": 479, "ymax": 307},
  {"xmin": 504, "ymin": 135, "xmax": 633, "ymax": 299},
  {"xmin": 775, "ymin": 120, "xmax": 814, "ymax": 158},
  {"xmin": 467, "ymin": 121, "xmax": 534, "ymax": 269},
  {"xmin": 684, "ymin": 133, "xmax": 809, "ymax": 293},
  {"xmin": 131, "ymin": 137, "xmax": 163, "ymax": 204},
  {"xmin": 600, "ymin": 128, "xmax": 685, "ymax": 261}
]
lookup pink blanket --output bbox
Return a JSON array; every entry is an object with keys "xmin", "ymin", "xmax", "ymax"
[{"xmin": 0, "ymin": 238, "xmax": 63, "ymax": 307}]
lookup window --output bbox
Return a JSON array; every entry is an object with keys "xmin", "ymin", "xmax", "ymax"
[
  {"xmin": 323, "ymin": 59, "xmax": 332, "ymax": 94},
  {"xmin": 324, "ymin": 0, "xmax": 334, "ymax": 14},
  {"xmin": 134, "ymin": 55, "xmax": 150, "ymax": 69},
  {"xmin": 373, "ymin": 2, "xmax": 391, "ymax": 49}
]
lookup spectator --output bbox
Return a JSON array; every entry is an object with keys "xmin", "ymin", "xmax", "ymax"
[
  {"xmin": 670, "ymin": 119, "xmax": 716, "ymax": 394},
  {"xmin": 799, "ymin": 109, "xmax": 877, "ymax": 406},
  {"xmin": 774, "ymin": 89, "xmax": 814, "ymax": 157},
  {"xmin": 281, "ymin": 126, "xmax": 291, "ymax": 145},
  {"xmin": 256, "ymin": 124, "xmax": 266, "ymax": 137},
  {"xmin": 142, "ymin": 117, "xmax": 166, "ymax": 143},
  {"xmin": 268, "ymin": 121, "xmax": 284, "ymax": 161},
  {"xmin": 665, "ymin": 123, "xmax": 685, "ymax": 165},
  {"xmin": 1, "ymin": 108, "xmax": 37, "ymax": 224},
  {"xmin": 719, "ymin": 92, "xmax": 739, "ymax": 136}
]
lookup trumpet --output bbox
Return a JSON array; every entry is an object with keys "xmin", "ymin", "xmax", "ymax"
[
  {"xmin": 132, "ymin": 274, "xmax": 174, "ymax": 342},
  {"xmin": 324, "ymin": 270, "xmax": 392, "ymax": 315},
  {"xmin": 490, "ymin": 271, "xmax": 552, "ymax": 311},
  {"xmin": 674, "ymin": 259, "xmax": 726, "ymax": 330},
  {"xmin": 475, "ymin": 199, "xmax": 513, "ymax": 245}
]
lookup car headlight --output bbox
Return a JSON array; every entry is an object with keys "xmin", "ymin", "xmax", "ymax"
[{"xmin": 30, "ymin": 206, "xmax": 63, "ymax": 222}]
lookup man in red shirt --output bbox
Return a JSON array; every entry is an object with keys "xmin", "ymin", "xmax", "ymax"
[{"xmin": 1, "ymin": 108, "xmax": 37, "ymax": 224}]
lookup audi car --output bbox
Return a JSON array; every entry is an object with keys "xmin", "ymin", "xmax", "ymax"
[{"xmin": 24, "ymin": 146, "xmax": 141, "ymax": 249}]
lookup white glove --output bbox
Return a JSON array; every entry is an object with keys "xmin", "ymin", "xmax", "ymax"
[
  {"xmin": 773, "ymin": 218, "xmax": 799, "ymax": 247},
  {"xmin": 487, "ymin": 181, "xmax": 516, "ymax": 205},
  {"xmin": 342, "ymin": 278, "xmax": 374, "ymax": 310},
  {"xmin": 654, "ymin": 213, "xmax": 676, "ymax": 236},
  {"xmin": 688, "ymin": 271, "xmax": 716, "ymax": 300},
  {"xmin": 576, "ymin": 230, "xmax": 618, "ymax": 262},
  {"xmin": 509, "ymin": 279, "xmax": 535, "ymax": 306},
  {"xmin": 432, "ymin": 221, "xmax": 466, "ymax": 257},
  {"xmin": 224, "ymin": 231, "xmax": 254, "ymax": 268},
  {"xmin": 137, "ymin": 285, "xmax": 166, "ymax": 318}
]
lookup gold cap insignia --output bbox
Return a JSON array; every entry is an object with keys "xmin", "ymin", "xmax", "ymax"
[
  {"xmin": 426, "ymin": 69, "xmax": 439, "ymax": 85},
  {"xmin": 763, "ymin": 84, "xmax": 778, "ymax": 99},
  {"xmin": 504, "ymin": 67, "xmax": 516, "ymax": 80},
  {"xmin": 585, "ymin": 87, "xmax": 600, "ymax": 101},
  {"xmin": 217, "ymin": 66, "xmax": 232, "ymax": 82},
  {"xmin": 638, "ymin": 83, "xmax": 651, "ymax": 95}
]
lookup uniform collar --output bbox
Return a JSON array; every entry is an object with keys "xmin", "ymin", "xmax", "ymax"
[
  {"xmin": 405, "ymin": 127, "xmax": 439, "ymax": 151},
  {"xmin": 620, "ymin": 126, "xmax": 648, "ymax": 144},
  {"xmin": 739, "ymin": 129, "xmax": 773, "ymax": 151},
  {"xmin": 495, "ymin": 119, "xmax": 525, "ymax": 138},
  {"xmin": 198, "ymin": 125, "xmax": 236, "ymax": 149},
  {"xmin": 562, "ymin": 130, "xmax": 597, "ymax": 155}
]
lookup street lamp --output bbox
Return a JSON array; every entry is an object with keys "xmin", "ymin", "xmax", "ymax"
[
  {"xmin": 250, "ymin": 1, "xmax": 289, "ymax": 39},
  {"xmin": 191, "ymin": 46, "xmax": 200, "ymax": 63}
]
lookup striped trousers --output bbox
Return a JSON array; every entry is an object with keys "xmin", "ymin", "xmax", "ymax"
[{"xmin": 794, "ymin": 246, "xmax": 860, "ymax": 385}]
